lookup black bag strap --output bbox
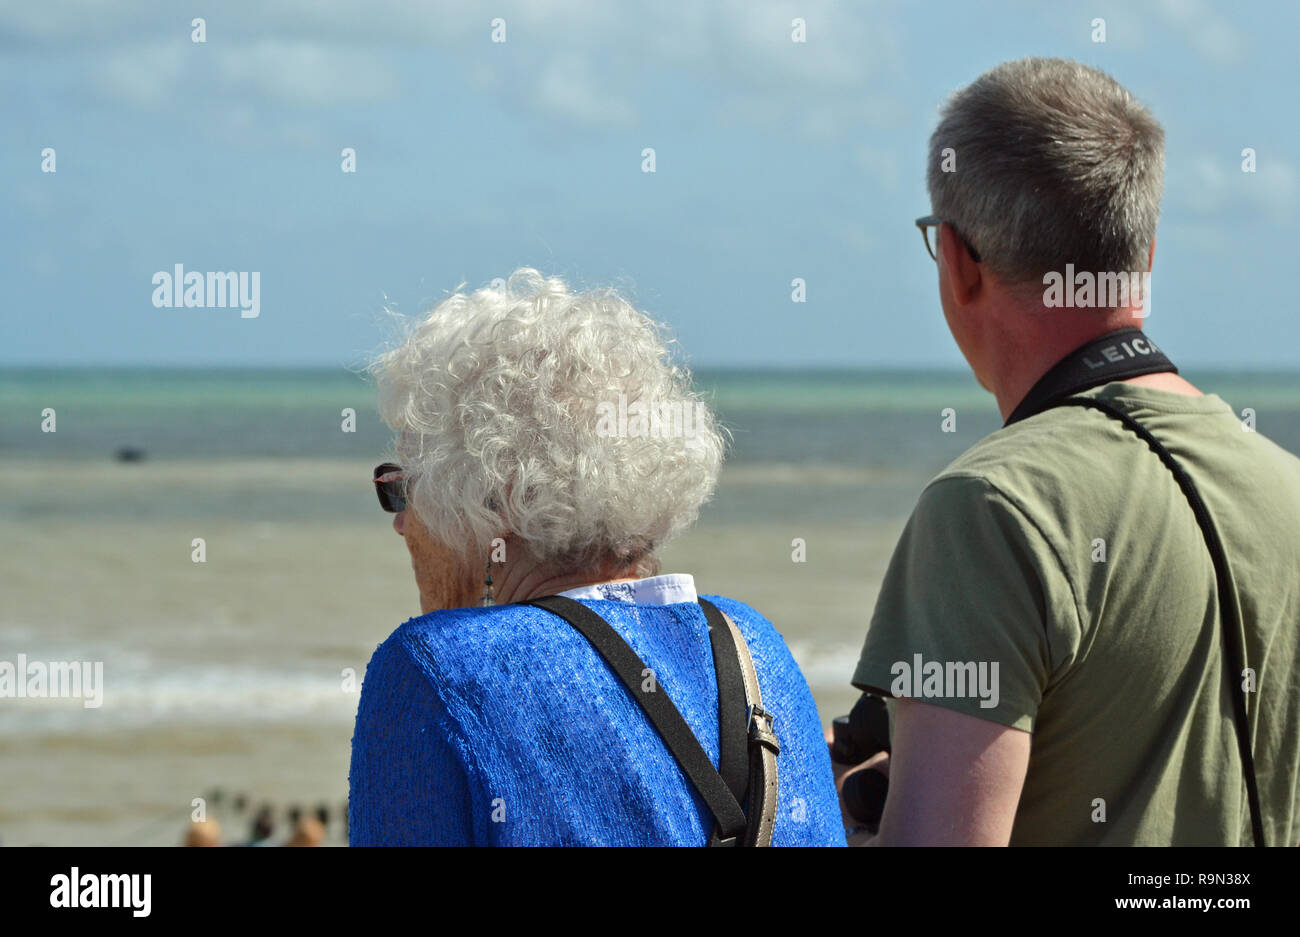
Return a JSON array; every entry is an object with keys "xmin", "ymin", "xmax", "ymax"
[
  {"xmin": 1049, "ymin": 396, "xmax": 1266, "ymax": 847},
  {"xmin": 525, "ymin": 594, "xmax": 749, "ymax": 843},
  {"xmin": 697, "ymin": 598, "xmax": 751, "ymax": 829},
  {"xmin": 703, "ymin": 598, "xmax": 782, "ymax": 846}
]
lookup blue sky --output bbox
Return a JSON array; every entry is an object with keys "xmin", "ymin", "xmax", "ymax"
[{"xmin": 2, "ymin": 0, "xmax": 1296, "ymax": 368}]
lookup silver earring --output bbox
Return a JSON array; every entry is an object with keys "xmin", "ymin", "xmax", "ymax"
[{"xmin": 479, "ymin": 557, "xmax": 495, "ymax": 607}]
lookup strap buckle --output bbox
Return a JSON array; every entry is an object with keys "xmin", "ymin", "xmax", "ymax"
[{"xmin": 747, "ymin": 703, "xmax": 780, "ymax": 755}]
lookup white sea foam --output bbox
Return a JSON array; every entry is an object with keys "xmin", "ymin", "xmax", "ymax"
[{"xmin": 0, "ymin": 662, "xmax": 360, "ymax": 732}]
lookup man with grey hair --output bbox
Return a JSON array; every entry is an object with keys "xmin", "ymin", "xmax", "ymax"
[{"xmin": 842, "ymin": 58, "xmax": 1300, "ymax": 845}]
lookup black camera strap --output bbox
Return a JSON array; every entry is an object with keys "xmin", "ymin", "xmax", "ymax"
[
  {"xmin": 1006, "ymin": 329, "xmax": 1266, "ymax": 846},
  {"xmin": 1004, "ymin": 327, "xmax": 1176, "ymax": 427}
]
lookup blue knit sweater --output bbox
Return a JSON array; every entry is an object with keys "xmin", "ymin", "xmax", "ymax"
[{"xmin": 348, "ymin": 594, "xmax": 845, "ymax": 846}]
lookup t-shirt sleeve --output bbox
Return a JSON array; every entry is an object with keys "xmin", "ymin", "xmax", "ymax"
[
  {"xmin": 851, "ymin": 474, "xmax": 1081, "ymax": 732},
  {"xmin": 348, "ymin": 634, "xmax": 477, "ymax": 845}
]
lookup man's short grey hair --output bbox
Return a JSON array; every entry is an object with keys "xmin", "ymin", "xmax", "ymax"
[
  {"xmin": 370, "ymin": 268, "xmax": 725, "ymax": 574},
  {"xmin": 927, "ymin": 57, "xmax": 1165, "ymax": 285}
]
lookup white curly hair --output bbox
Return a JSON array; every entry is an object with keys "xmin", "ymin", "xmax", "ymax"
[{"xmin": 370, "ymin": 268, "xmax": 726, "ymax": 575}]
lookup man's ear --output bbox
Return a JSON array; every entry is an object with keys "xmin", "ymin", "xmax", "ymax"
[
  {"xmin": 939, "ymin": 223, "xmax": 981, "ymax": 305},
  {"xmin": 1146, "ymin": 237, "xmax": 1156, "ymax": 273}
]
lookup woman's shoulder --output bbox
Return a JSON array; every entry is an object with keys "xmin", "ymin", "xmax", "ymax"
[
  {"xmin": 697, "ymin": 594, "xmax": 808, "ymax": 686},
  {"xmin": 375, "ymin": 602, "xmax": 587, "ymax": 686},
  {"xmin": 696, "ymin": 593, "xmax": 784, "ymax": 646},
  {"xmin": 393, "ymin": 602, "xmax": 530, "ymax": 638},
  {"xmin": 696, "ymin": 593, "xmax": 768, "ymax": 623}
]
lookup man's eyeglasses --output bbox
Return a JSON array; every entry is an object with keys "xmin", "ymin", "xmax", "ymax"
[
  {"xmin": 915, "ymin": 215, "xmax": 981, "ymax": 263},
  {"xmin": 373, "ymin": 463, "xmax": 407, "ymax": 513}
]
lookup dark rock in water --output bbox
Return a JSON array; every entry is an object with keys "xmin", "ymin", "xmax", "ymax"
[{"xmin": 115, "ymin": 447, "xmax": 146, "ymax": 463}]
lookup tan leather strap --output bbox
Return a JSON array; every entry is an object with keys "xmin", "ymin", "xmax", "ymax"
[{"xmin": 719, "ymin": 610, "xmax": 780, "ymax": 847}]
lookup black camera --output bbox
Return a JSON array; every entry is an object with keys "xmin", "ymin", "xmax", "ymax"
[
  {"xmin": 830, "ymin": 692, "xmax": 891, "ymax": 764},
  {"xmin": 831, "ymin": 693, "xmax": 892, "ymax": 830}
]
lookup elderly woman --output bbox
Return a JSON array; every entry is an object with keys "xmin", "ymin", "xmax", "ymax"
[{"xmin": 349, "ymin": 269, "xmax": 843, "ymax": 846}]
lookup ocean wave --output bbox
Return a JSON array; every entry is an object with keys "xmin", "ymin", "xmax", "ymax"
[{"xmin": 0, "ymin": 663, "xmax": 361, "ymax": 733}]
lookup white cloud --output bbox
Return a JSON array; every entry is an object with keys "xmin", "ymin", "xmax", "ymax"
[
  {"xmin": 1154, "ymin": 0, "xmax": 1246, "ymax": 65},
  {"xmin": 1180, "ymin": 153, "xmax": 1232, "ymax": 213},
  {"xmin": 99, "ymin": 42, "xmax": 187, "ymax": 109},
  {"xmin": 854, "ymin": 143, "xmax": 904, "ymax": 194},
  {"xmin": 532, "ymin": 57, "xmax": 635, "ymax": 128},
  {"xmin": 212, "ymin": 39, "xmax": 398, "ymax": 109},
  {"xmin": 4, "ymin": 0, "xmax": 901, "ymax": 134},
  {"xmin": 1167, "ymin": 150, "xmax": 1298, "ymax": 223},
  {"xmin": 633, "ymin": 0, "xmax": 904, "ymax": 135},
  {"xmin": 1252, "ymin": 156, "xmax": 1299, "ymax": 223}
]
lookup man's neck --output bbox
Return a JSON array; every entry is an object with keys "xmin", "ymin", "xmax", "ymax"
[{"xmin": 989, "ymin": 316, "xmax": 1198, "ymax": 421}]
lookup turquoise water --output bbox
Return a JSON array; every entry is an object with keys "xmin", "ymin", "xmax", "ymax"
[
  {"xmin": 4, "ymin": 366, "xmax": 1299, "ymax": 526},
  {"xmin": 6, "ymin": 366, "xmax": 1299, "ymax": 459},
  {"xmin": 1, "ymin": 366, "xmax": 1004, "ymax": 460}
]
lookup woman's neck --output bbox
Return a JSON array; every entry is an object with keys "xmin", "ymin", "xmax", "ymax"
[{"xmin": 492, "ymin": 563, "xmax": 642, "ymax": 606}]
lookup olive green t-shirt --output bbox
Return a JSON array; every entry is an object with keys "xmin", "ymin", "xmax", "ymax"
[{"xmin": 852, "ymin": 381, "xmax": 1300, "ymax": 846}]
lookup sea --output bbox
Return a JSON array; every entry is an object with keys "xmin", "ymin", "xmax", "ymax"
[{"xmin": 3, "ymin": 366, "xmax": 1299, "ymax": 846}]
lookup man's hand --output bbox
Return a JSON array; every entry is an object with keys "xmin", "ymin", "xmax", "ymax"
[{"xmin": 826, "ymin": 728, "xmax": 889, "ymax": 845}]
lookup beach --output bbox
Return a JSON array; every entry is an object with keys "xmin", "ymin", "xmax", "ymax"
[{"xmin": 3, "ymin": 367, "xmax": 1297, "ymax": 845}]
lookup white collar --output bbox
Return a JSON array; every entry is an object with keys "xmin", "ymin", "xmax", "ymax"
[{"xmin": 556, "ymin": 573, "xmax": 698, "ymax": 606}]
